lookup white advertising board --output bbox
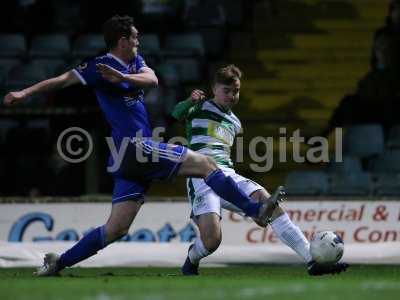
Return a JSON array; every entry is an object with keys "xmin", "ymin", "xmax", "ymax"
[{"xmin": 0, "ymin": 201, "xmax": 399, "ymax": 266}]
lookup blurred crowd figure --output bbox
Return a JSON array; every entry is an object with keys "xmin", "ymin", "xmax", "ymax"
[
  {"xmin": 319, "ymin": 0, "xmax": 400, "ymax": 139},
  {"xmin": 371, "ymin": 0, "xmax": 400, "ymax": 70}
]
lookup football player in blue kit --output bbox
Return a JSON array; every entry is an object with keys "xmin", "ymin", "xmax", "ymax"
[{"xmin": 3, "ymin": 15, "xmax": 284, "ymax": 276}]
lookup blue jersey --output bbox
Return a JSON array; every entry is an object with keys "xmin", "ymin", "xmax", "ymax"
[
  {"xmin": 73, "ymin": 53, "xmax": 152, "ymax": 148},
  {"xmin": 72, "ymin": 53, "xmax": 187, "ymax": 203}
]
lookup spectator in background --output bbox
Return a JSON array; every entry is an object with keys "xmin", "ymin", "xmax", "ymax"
[
  {"xmin": 319, "ymin": 32, "xmax": 400, "ymax": 139},
  {"xmin": 358, "ymin": 33, "xmax": 400, "ymax": 102},
  {"xmin": 371, "ymin": 0, "xmax": 400, "ymax": 70}
]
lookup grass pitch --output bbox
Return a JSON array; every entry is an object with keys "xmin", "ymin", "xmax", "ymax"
[{"xmin": 0, "ymin": 265, "xmax": 399, "ymax": 300}]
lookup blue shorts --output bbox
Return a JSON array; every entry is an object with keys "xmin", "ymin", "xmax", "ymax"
[{"xmin": 111, "ymin": 139, "xmax": 187, "ymax": 204}]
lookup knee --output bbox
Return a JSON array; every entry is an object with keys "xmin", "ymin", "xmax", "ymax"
[
  {"xmin": 202, "ymin": 232, "xmax": 221, "ymax": 253},
  {"xmin": 250, "ymin": 189, "xmax": 270, "ymax": 202},
  {"xmin": 105, "ymin": 223, "xmax": 130, "ymax": 241}
]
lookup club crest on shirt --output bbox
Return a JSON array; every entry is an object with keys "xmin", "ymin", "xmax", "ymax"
[
  {"xmin": 77, "ymin": 62, "xmax": 88, "ymax": 71},
  {"xmin": 129, "ymin": 64, "xmax": 136, "ymax": 73}
]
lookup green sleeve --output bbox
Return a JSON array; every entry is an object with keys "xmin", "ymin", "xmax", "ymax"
[{"xmin": 171, "ymin": 97, "xmax": 195, "ymax": 121}]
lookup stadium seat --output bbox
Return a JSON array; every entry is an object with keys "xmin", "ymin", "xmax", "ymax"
[
  {"xmin": 30, "ymin": 59, "xmax": 66, "ymax": 77},
  {"xmin": 198, "ymin": 28, "xmax": 225, "ymax": 57},
  {"xmin": 164, "ymin": 34, "xmax": 205, "ymax": 57},
  {"xmin": 368, "ymin": 150, "xmax": 400, "ymax": 173},
  {"xmin": 72, "ymin": 34, "xmax": 106, "ymax": 59},
  {"xmin": 29, "ymin": 34, "xmax": 71, "ymax": 59},
  {"xmin": 0, "ymin": 156, "xmax": 4, "ymax": 173},
  {"xmin": 343, "ymin": 124, "xmax": 385, "ymax": 158},
  {"xmin": 374, "ymin": 173, "xmax": 400, "ymax": 196},
  {"xmin": 373, "ymin": 173, "xmax": 400, "ymax": 197},
  {"xmin": 387, "ymin": 126, "xmax": 400, "ymax": 149},
  {"xmin": 156, "ymin": 62, "xmax": 180, "ymax": 87},
  {"xmin": 221, "ymin": 0, "xmax": 243, "ymax": 26},
  {"xmin": 26, "ymin": 119, "xmax": 50, "ymax": 132},
  {"xmin": 182, "ymin": 0, "xmax": 227, "ymax": 29},
  {"xmin": 328, "ymin": 172, "xmax": 372, "ymax": 196},
  {"xmin": 5, "ymin": 63, "xmax": 48, "ymax": 95},
  {"xmin": 163, "ymin": 89, "xmax": 179, "ymax": 115},
  {"xmin": 138, "ymin": 34, "xmax": 161, "ymax": 66},
  {"xmin": 14, "ymin": 154, "xmax": 47, "ymax": 195},
  {"xmin": 25, "ymin": 119, "xmax": 51, "ymax": 154},
  {"xmin": 4, "ymin": 124, "xmax": 25, "ymax": 155},
  {"xmin": 0, "ymin": 119, "xmax": 19, "ymax": 143},
  {"xmin": 139, "ymin": 34, "xmax": 161, "ymax": 56},
  {"xmin": 140, "ymin": 0, "xmax": 180, "ymax": 19},
  {"xmin": 52, "ymin": 0, "xmax": 81, "ymax": 32},
  {"xmin": 55, "ymin": 59, "xmax": 82, "ymax": 74},
  {"xmin": 325, "ymin": 156, "xmax": 363, "ymax": 174},
  {"xmin": 285, "ymin": 171, "xmax": 329, "ymax": 195},
  {"xmin": 0, "ymin": 59, "xmax": 21, "ymax": 87},
  {"xmin": 0, "ymin": 156, "xmax": 5, "ymax": 194},
  {"xmin": 0, "ymin": 34, "xmax": 26, "ymax": 58},
  {"xmin": 164, "ymin": 58, "xmax": 201, "ymax": 83}
]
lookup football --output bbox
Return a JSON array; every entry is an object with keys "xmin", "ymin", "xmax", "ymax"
[{"xmin": 310, "ymin": 231, "xmax": 344, "ymax": 264}]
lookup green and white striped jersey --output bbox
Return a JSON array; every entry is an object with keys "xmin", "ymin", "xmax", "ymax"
[{"xmin": 172, "ymin": 98, "xmax": 242, "ymax": 167}]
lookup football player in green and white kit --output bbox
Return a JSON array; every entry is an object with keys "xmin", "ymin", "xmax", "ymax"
[{"xmin": 173, "ymin": 65, "xmax": 348, "ymax": 276}]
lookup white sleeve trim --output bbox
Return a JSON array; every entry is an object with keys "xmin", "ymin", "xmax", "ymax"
[
  {"xmin": 138, "ymin": 66, "xmax": 154, "ymax": 73},
  {"xmin": 72, "ymin": 69, "xmax": 87, "ymax": 85}
]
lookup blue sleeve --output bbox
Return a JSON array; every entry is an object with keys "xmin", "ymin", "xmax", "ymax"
[
  {"xmin": 136, "ymin": 55, "xmax": 148, "ymax": 72},
  {"xmin": 72, "ymin": 59, "xmax": 100, "ymax": 87},
  {"xmin": 73, "ymin": 58, "xmax": 136, "ymax": 93}
]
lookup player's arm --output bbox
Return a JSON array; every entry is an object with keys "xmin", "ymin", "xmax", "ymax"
[
  {"xmin": 3, "ymin": 71, "xmax": 80, "ymax": 106},
  {"xmin": 171, "ymin": 89, "xmax": 205, "ymax": 121},
  {"xmin": 126, "ymin": 67, "xmax": 158, "ymax": 87},
  {"xmin": 96, "ymin": 64, "xmax": 158, "ymax": 88}
]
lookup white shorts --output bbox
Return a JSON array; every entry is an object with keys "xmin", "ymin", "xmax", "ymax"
[{"xmin": 186, "ymin": 167, "xmax": 269, "ymax": 217}]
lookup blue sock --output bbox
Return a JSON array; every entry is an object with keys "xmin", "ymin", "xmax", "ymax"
[
  {"xmin": 205, "ymin": 169, "xmax": 262, "ymax": 217},
  {"xmin": 58, "ymin": 225, "xmax": 107, "ymax": 269}
]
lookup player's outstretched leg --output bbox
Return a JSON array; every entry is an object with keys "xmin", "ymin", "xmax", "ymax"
[
  {"xmin": 35, "ymin": 224, "xmax": 107, "ymax": 276},
  {"xmin": 178, "ymin": 151, "xmax": 284, "ymax": 223},
  {"xmin": 250, "ymin": 188, "xmax": 349, "ymax": 275},
  {"xmin": 34, "ymin": 253, "xmax": 61, "ymax": 276},
  {"xmin": 182, "ymin": 213, "xmax": 221, "ymax": 276},
  {"xmin": 35, "ymin": 200, "xmax": 142, "ymax": 276},
  {"xmin": 250, "ymin": 188, "xmax": 313, "ymax": 264},
  {"xmin": 253, "ymin": 185, "xmax": 285, "ymax": 226}
]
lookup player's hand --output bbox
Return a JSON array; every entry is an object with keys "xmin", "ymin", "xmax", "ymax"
[
  {"xmin": 190, "ymin": 89, "xmax": 205, "ymax": 103},
  {"xmin": 96, "ymin": 63, "xmax": 125, "ymax": 83},
  {"xmin": 3, "ymin": 90, "xmax": 27, "ymax": 106}
]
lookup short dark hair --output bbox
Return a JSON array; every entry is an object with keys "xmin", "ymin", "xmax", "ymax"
[
  {"xmin": 103, "ymin": 15, "xmax": 134, "ymax": 49},
  {"xmin": 213, "ymin": 64, "xmax": 242, "ymax": 86}
]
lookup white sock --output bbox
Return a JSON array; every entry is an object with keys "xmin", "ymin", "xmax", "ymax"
[
  {"xmin": 271, "ymin": 213, "xmax": 313, "ymax": 263},
  {"xmin": 188, "ymin": 237, "xmax": 210, "ymax": 265}
]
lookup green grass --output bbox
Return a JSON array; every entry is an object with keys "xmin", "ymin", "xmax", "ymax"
[{"xmin": 0, "ymin": 265, "xmax": 399, "ymax": 300}]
